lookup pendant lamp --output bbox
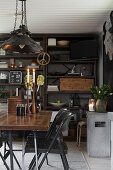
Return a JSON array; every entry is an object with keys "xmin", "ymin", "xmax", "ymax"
[{"xmin": 0, "ymin": 0, "xmax": 43, "ymax": 54}]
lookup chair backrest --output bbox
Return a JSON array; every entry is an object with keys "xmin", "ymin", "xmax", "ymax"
[
  {"xmin": 46, "ymin": 108, "xmax": 69, "ymax": 139},
  {"xmin": 46, "ymin": 109, "xmax": 74, "ymax": 140},
  {"xmin": 53, "ymin": 108, "xmax": 69, "ymax": 125},
  {"xmin": 38, "ymin": 110, "xmax": 74, "ymax": 170},
  {"xmin": 46, "ymin": 111, "xmax": 74, "ymax": 153}
]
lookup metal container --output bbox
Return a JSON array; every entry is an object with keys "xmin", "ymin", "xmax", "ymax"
[{"xmin": 16, "ymin": 104, "xmax": 26, "ymax": 116}]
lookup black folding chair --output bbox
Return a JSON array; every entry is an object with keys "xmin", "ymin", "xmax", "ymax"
[
  {"xmin": 25, "ymin": 110, "xmax": 74, "ymax": 170},
  {"xmin": 26, "ymin": 108, "xmax": 69, "ymax": 167},
  {"xmin": 0, "ymin": 131, "xmax": 22, "ymax": 170},
  {"xmin": 28, "ymin": 108, "xmax": 68, "ymax": 138},
  {"xmin": 0, "ymin": 140, "xmax": 10, "ymax": 170}
]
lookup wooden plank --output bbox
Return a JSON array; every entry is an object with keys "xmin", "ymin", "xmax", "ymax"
[
  {"xmin": 60, "ymin": 78, "xmax": 94, "ymax": 91},
  {"xmin": 0, "ymin": 111, "xmax": 52, "ymax": 131}
]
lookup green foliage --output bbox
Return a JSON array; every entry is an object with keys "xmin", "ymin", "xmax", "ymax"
[
  {"xmin": 0, "ymin": 86, "xmax": 8, "ymax": 98},
  {"xmin": 90, "ymin": 84, "xmax": 112, "ymax": 101},
  {"xmin": 24, "ymin": 75, "xmax": 33, "ymax": 90}
]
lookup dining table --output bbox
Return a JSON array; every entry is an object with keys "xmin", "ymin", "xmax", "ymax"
[{"xmin": 0, "ymin": 110, "xmax": 52, "ymax": 170}]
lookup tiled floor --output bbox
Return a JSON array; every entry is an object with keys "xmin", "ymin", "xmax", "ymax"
[
  {"xmin": 0, "ymin": 140, "xmax": 111, "ymax": 170},
  {"xmin": 0, "ymin": 141, "xmax": 89, "ymax": 170},
  {"xmin": 66, "ymin": 141, "xmax": 111, "ymax": 170}
]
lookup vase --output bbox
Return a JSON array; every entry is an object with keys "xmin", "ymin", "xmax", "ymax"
[
  {"xmin": 26, "ymin": 89, "xmax": 31, "ymax": 96},
  {"xmin": 96, "ymin": 99, "xmax": 107, "ymax": 113}
]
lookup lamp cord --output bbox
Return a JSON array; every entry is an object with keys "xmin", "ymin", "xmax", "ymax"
[
  {"xmin": 24, "ymin": 0, "xmax": 27, "ymax": 27},
  {"xmin": 21, "ymin": 0, "xmax": 24, "ymax": 25},
  {"xmin": 21, "ymin": 0, "xmax": 27, "ymax": 27},
  {"xmin": 13, "ymin": 0, "xmax": 28, "ymax": 31},
  {"xmin": 13, "ymin": 0, "xmax": 18, "ymax": 31}
]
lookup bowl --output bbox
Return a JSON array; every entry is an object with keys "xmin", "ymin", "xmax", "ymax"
[
  {"xmin": 49, "ymin": 102, "xmax": 66, "ymax": 108},
  {"xmin": 57, "ymin": 40, "xmax": 69, "ymax": 46}
]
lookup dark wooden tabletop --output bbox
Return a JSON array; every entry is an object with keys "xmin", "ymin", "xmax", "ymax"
[{"xmin": 0, "ymin": 110, "xmax": 52, "ymax": 131}]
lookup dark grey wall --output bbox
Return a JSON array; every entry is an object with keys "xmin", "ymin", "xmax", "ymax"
[{"xmin": 98, "ymin": 33, "xmax": 103, "ymax": 86}]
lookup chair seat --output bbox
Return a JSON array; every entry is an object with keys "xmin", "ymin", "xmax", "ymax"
[
  {"xmin": 78, "ymin": 121, "xmax": 86, "ymax": 127},
  {"xmin": 28, "ymin": 130, "xmax": 63, "ymax": 139},
  {"xmin": 25, "ymin": 137, "xmax": 68, "ymax": 154},
  {"xmin": 28, "ymin": 131, "xmax": 47, "ymax": 138}
]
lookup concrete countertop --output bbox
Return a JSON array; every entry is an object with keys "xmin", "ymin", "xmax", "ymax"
[
  {"xmin": 108, "ymin": 112, "xmax": 113, "ymax": 121},
  {"xmin": 87, "ymin": 111, "xmax": 107, "ymax": 114},
  {"xmin": 87, "ymin": 111, "xmax": 108, "ymax": 117}
]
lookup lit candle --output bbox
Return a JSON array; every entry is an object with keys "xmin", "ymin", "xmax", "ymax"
[
  {"xmin": 89, "ymin": 104, "xmax": 94, "ymax": 112},
  {"xmin": 33, "ymin": 69, "xmax": 35, "ymax": 83},
  {"xmin": 27, "ymin": 68, "xmax": 29, "ymax": 83}
]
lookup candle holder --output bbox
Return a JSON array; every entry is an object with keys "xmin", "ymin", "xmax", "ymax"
[
  {"xmin": 32, "ymin": 83, "xmax": 36, "ymax": 114},
  {"xmin": 27, "ymin": 83, "xmax": 30, "ymax": 114},
  {"xmin": 89, "ymin": 99, "xmax": 95, "ymax": 112}
]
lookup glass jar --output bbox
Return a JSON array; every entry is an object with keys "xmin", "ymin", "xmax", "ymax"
[{"xmin": 89, "ymin": 99, "xmax": 95, "ymax": 112}]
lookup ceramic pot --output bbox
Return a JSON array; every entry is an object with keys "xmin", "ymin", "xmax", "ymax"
[{"xmin": 96, "ymin": 99, "xmax": 107, "ymax": 113}]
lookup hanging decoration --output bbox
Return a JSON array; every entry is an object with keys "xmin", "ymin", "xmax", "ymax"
[
  {"xmin": 104, "ymin": 11, "xmax": 113, "ymax": 61},
  {"xmin": 37, "ymin": 52, "xmax": 50, "ymax": 66},
  {"xmin": 37, "ymin": 75, "xmax": 44, "ymax": 91},
  {"xmin": 0, "ymin": 0, "xmax": 43, "ymax": 54}
]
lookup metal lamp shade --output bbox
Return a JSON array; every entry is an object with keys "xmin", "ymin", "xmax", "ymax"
[
  {"xmin": 0, "ymin": 0, "xmax": 43, "ymax": 54},
  {"xmin": 0, "ymin": 34, "xmax": 43, "ymax": 54}
]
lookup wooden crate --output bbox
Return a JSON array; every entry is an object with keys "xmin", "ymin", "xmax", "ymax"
[
  {"xmin": 8, "ymin": 98, "xmax": 22, "ymax": 115},
  {"xmin": 60, "ymin": 78, "xmax": 94, "ymax": 91}
]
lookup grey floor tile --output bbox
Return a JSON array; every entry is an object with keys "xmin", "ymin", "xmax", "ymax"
[{"xmin": 0, "ymin": 141, "xmax": 111, "ymax": 170}]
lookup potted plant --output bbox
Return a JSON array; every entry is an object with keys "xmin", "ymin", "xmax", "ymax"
[{"xmin": 90, "ymin": 84, "xmax": 112, "ymax": 112}]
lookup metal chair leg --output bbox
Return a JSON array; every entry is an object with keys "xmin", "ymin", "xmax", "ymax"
[
  {"xmin": 9, "ymin": 131, "xmax": 14, "ymax": 170},
  {"xmin": 7, "ymin": 142, "xmax": 21, "ymax": 169},
  {"xmin": 22, "ymin": 132, "xmax": 25, "ymax": 170},
  {"xmin": 4, "ymin": 141, "xmax": 7, "ymax": 157},
  {"xmin": 38, "ymin": 152, "xmax": 49, "ymax": 169},
  {"xmin": 57, "ymin": 138, "xmax": 69, "ymax": 170},
  {"xmin": 28, "ymin": 155, "xmax": 36, "ymax": 170},
  {"xmin": 4, "ymin": 150, "xmax": 10, "ymax": 160},
  {"xmin": 76, "ymin": 124, "xmax": 79, "ymax": 146},
  {"xmin": 78, "ymin": 126, "xmax": 81, "ymax": 147},
  {"xmin": 46, "ymin": 155, "xmax": 49, "ymax": 165},
  {"xmin": 28, "ymin": 153, "xmax": 42, "ymax": 170},
  {"xmin": 34, "ymin": 132, "xmax": 38, "ymax": 170},
  {"xmin": 0, "ymin": 152, "xmax": 10, "ymax": 170}
]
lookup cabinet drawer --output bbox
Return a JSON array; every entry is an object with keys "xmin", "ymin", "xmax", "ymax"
[{"xmin": 60, "ymin": 78, "xmax": 94, "ymax": 91}]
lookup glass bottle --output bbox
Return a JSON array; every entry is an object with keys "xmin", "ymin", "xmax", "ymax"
[{"xmin": 69, "ymin": 95, "xmax": 73, "ymax": 107}]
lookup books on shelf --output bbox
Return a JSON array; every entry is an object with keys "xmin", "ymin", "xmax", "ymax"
[
  {"xmin": 0, "ymin": 62, "xmax": 8, "ymax": 68},
  {"xmin": 47, "ymin": 85, "xmax": 59, "ymax": 91}
]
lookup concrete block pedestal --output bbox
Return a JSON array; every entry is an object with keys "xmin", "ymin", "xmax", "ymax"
[
  {"xmin": 87, "ymin": 112, "xmax": 110, "ymax": 157},
  {"xmin": 108, "ymin": 112, "xmax": 113, "ymax": 170}
]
